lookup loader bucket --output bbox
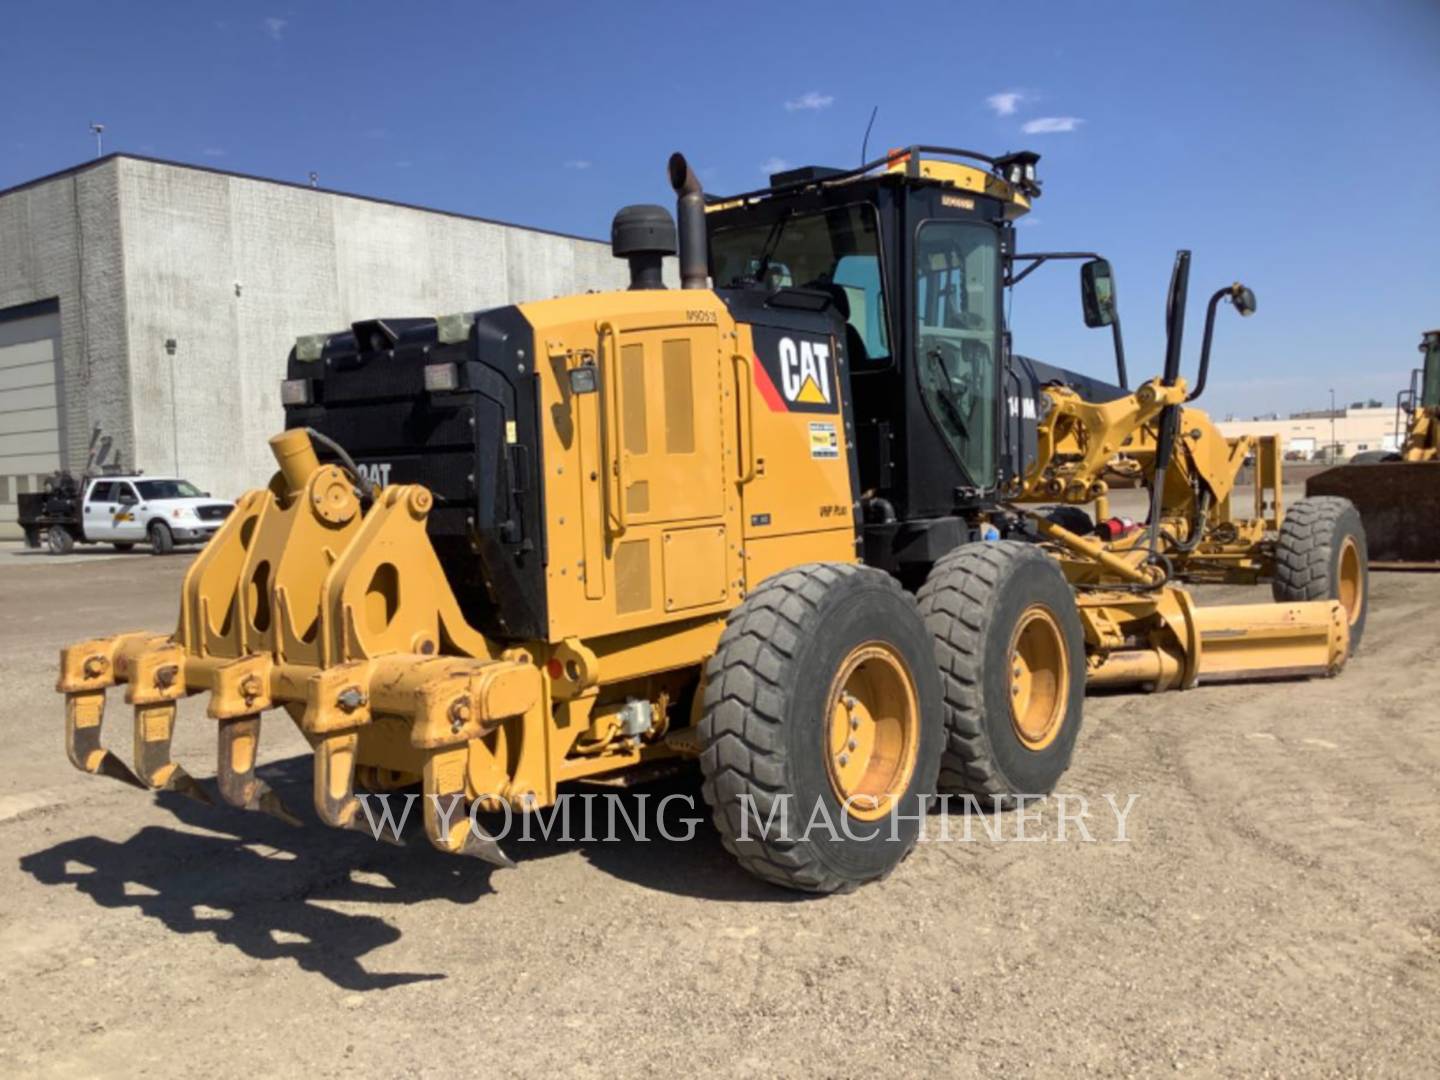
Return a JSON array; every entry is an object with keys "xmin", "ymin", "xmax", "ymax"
[{"xmin": 1307, "ymin": 461, "xmax": 1440, "ymax": 566}]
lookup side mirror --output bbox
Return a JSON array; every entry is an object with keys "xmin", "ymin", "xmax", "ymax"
[
  {"xmin": 118, "ymin": 492, "xmax": 137, "ymax": 506},
  {"xmin": 1230, "ymin": 284, "xmax": 1257, "ymax": 317},
  {"xmin": 1080, "ymin": 259, "xmax": 1117, "ymax": 328}
]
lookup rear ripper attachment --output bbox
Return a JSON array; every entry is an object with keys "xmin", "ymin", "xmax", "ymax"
[{"xmin": 56, "ymin": 429, "xmax": 544, "ymax": 866}]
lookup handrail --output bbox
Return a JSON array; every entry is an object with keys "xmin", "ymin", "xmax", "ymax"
[
  {"xmin": 732, "ymin": 354, "xmax": 757, "ymax": 483},
  {"xmin": 596, "ymin": 321, "xmax": 627, "ymax": 536}
]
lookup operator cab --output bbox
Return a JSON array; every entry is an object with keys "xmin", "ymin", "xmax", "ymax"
[{"xmin": 704, "ymin": 147, "xmax": 1128, "ymax": 556}]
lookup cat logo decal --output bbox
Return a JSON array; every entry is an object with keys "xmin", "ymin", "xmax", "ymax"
[{"xmin": 751, "ymin": 327, "xmax": 839, "ymax": 415}]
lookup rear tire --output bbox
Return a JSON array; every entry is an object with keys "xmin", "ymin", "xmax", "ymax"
[
  {"xmin": 46, "ymin": 525, "xmax": 75, "ymax": 555},
  {"xmin": 148, "ymin": 521, "xmax": 175, "ymax": 555},
  {"xmin": 917, "ymin": 541, "xmax": 1086, "ymax": 799},
  {"xmin": 698, "ymin": 563, "xmax": 943, "ymax": 894},
  {"xmin": 1272, "ymin": 496, "xmax": 1368, "ymax": 652}
]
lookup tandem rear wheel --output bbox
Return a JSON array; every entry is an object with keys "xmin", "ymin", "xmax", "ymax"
[
  {"xmin": 917, "ymin": 541, "xmax": 1086, "ymax": 801},
  {"xmin": 698, "ymin": 563, "xmax": 944, "ymax": 894}
]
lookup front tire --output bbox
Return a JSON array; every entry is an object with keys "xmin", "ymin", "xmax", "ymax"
[
  {"xmin": 1272, "ymin": 495, "xmax": 1368, "ymax": 651},
  {"xmin": 917, "ymin": 541, "xmax": 1086, "ymax": 799},
  {"xmin": 698, "ymin": 563, "xmax": 943, "ymax": 894},
  {"xmin": 148, "ymin": 521, "xmax": 175, "ymax": 555}
]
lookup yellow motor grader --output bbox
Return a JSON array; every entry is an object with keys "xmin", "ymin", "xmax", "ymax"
[
  {"xmin": 1308, "ymin": 329, "xmax": 1440, "ymax": 566},
  {"xmin": 999, "ymin": 252, "xmax": 1369, "ymax": 648},
  {"xmin": 56, "ymin": 145, "xmax": 1358, "ymax": 893}
]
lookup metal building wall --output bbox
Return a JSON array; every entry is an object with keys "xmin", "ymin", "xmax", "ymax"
[{"xmin": 0, "ymin": 155, "xmax": 638, "ymax": 531}]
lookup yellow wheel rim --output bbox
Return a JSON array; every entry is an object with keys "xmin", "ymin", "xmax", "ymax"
[
  {"xmin": 1337, "ymin": 536, "xmax": 1363, "ymax": 626},
  {"xmin": 824, "ymin": 642, "xmax": 920, "ymax": 822},
  {"xmin": 1008, "ymin": 605, "xmax": 1069, "ymax": 752}
]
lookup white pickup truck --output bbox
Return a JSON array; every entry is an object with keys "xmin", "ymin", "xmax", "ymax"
[{"xmin": 21, "ymin": 475, "xmax": 235, "ymax": 555}]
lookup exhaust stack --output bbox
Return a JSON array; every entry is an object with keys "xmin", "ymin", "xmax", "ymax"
[{"xmin": 668, "ymin": 152, "xmax": 708, "ymax": 290}]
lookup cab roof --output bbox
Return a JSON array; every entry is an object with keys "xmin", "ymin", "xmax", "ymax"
[{"xmin": 705, "ymin": 144, "xmax": 1040, "ymax": 221}]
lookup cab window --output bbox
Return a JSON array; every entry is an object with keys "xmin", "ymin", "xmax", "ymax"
[
  {"xmin": 711, "ymin": 203, "xmax": 892, "ymax": 368},
  {"xmin": 914, "ymin": 221, "xmax": 1000, "ymax": 485},
  {"xmin": 87, "ymin": 481, "xmax": 115, "ymax": 503}
]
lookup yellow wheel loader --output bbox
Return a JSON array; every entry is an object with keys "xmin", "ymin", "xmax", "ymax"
[
  {"xmin": 55, "ymin": 145, "xmax": 1356, "ymax": 893},
  {"xmin": 1307, "ymin": 329, "xmax": 1440, "ymax": 566}
]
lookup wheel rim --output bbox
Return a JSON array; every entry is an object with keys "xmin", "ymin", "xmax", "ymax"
[
  {"xmin": 1337, "ymin": 536, "xmax": 1363, "ymax": 626},
  {"xmin": 1008, "ymin": 605, "xmax": 1069, "ymax": 751},
  {"xmin": 824, "ymin": 642, "xmax": 920, "ymax": 822}
]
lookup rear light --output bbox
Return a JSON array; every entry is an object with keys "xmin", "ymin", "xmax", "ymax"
[
  {"xmin": 294, "ymin": 334, "xmax": 327, "ymax": 362},
  {"xmin": 436, "ymin": 312, "xmax": 475, "ymax": 344},
  {"xmin": 424, "ymin": 363, "xmax": 460, "ymax": 392},
  {"xmin": 280, "ymin": 378, "xmax": 313, "ymax": 405}
]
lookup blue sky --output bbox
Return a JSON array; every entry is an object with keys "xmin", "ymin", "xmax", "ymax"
[{"xmin": 2, "ymin": 0, "xmax": 1437, "ymax": 418}]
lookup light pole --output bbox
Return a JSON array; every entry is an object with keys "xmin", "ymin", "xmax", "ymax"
[
  {"xmin": 1329, "ymin": 387, "xmax": 1337, "ymax": 462},
  {"xmin": 89, "ymin": 122, "xmax": 105, "ymax": 158},
  {"xmin": 165, "ymin": 338, "xmax": 180, "ymax": 474}
]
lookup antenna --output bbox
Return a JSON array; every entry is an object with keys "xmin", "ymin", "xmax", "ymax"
[
  {"xmin": 860, "ymin": 106, "xmax": 878, "ymax": 165},
  {"xmin": 89, "ymin": 122, "xmax": 105, "ymax": 159}
]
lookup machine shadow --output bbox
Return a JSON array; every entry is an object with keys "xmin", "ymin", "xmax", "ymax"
[{"xmin": 19, "ymin": 758, "xmax": 801, "ymax": 988}]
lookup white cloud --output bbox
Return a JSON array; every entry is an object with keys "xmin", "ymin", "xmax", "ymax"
[
  {"xmin": 986, "ymin": 91, "xmax": 1026, "ymax": 117},
  {"xmin": 784, "ymin": 91, "xmax": 834, "ymax": 112},
  {"xmin": 1022, "ymin": 116, "xmax": 1083, "ymax": 135},
  {"xmin": 563, "ymin": 159, "xmax": 592, "ymax": 170},
  {"xmin": 759, "ymin": 156, "xmax": 792, "ymax": 175},
  {"xmin": 262, "ymin": 16, "xmax": 287, "ymax": 40}
]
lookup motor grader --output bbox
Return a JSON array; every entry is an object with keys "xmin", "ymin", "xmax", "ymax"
[
  {"xmin": 1307, "ymin": 329, "xmax": 1440, "ymax": 566},
  {"xmin": 999, "ymin": 252, "xmax": 1370, "ymax": 648},
  {"xmin": 56, "ymin": 145, "xmax": 1358, "ymax": 894}
]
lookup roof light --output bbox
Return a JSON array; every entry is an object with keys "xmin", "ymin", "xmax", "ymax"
[{"xmin": 993, "ymin": 151, "xmax": 1042, "ymax": 198}]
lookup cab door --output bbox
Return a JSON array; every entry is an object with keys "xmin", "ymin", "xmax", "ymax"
[
  {"xmin": 112, "ymin": 482, "xmax": 147, "ymax": 542},
  {"xmin": 83, "ymin": 481, "xmax": 117, "ymax": 541}
]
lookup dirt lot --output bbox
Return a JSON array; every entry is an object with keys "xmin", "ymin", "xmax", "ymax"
[{"xmin": 1, "ymin": 543, "xmax": 1437, "ymax": 1078}]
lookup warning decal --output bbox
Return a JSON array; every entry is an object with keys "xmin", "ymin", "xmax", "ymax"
[{"xmin": 808, "ymin": 421, "xmax": 839, "ymax": 459}]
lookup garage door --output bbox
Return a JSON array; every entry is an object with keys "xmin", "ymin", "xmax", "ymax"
[{"xmin": 0, "ymin": 301, "xmax": 63, "ymax": 540}]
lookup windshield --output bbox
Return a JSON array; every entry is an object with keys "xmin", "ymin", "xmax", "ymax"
[
  {"xmin": 711, "ymin": 204, "xmax": 891, "ymax": 368},
  {"xmin": 136, "ymin": 479, "xmax": 204, "ymax": 500},
  {"xmin": 914, "ymin": 221, "xmax": 1000, "ymax": 485}
]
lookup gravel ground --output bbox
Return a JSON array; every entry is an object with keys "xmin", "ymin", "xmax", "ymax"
[{"xmin": 0, "ymin": 544, "xmax": 1436, "ymax": 1078}]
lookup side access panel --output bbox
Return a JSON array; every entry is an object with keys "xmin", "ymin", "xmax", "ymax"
[{"xmin": 528, "ymin": 293, "xmax": 745, "ymax": 642}]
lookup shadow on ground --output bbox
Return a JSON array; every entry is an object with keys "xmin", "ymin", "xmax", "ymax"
[{"xmin": 19, "ymin": 755, "xmax": 801, "ymax": 989}]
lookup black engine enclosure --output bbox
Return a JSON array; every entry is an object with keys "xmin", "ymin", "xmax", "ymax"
[{"xmin": 282, "ymin": 308, "xmax": 547, "ymax": 642}]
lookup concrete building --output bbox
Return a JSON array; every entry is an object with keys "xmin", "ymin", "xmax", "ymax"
[
  {"xmin": 0, "ymin": 155, "xmax": 634, "ymax": 539},
  {"xmin": 1217, "ymin": 406, "xmax": 1408, "ymax": 461}
]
